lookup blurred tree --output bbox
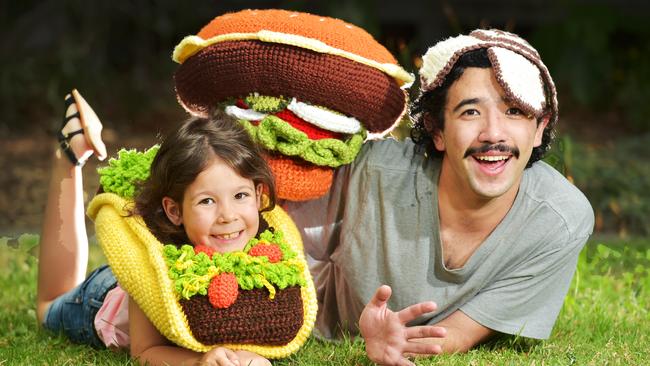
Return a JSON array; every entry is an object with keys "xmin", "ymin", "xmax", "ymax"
[{"xmin": 530, "ymin": 0, "xmax": 650, "ymax": 133}]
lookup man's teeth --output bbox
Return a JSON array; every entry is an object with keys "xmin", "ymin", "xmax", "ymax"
[
  {"xmin": 476, "ymin": 155, "xmax": 509, "ymax": 162},
  {"xmin": 216, "ymin": 232, "xmax": 239, "ymax": 240}
]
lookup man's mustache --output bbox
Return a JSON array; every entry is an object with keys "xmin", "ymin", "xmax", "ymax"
[{"xmin": 464, "ymin": 144, "xmax": 520, "ymax": 159}]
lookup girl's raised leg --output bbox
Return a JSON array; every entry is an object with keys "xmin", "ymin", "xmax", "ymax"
[{"xmin": 36, "ymin": 91, "xmax": 106, "ymax": 323}]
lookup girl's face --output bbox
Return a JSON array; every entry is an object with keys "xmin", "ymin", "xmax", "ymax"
[{"xmin": 162, "ymin": 156, "xmax": 262, "ymax": 253}]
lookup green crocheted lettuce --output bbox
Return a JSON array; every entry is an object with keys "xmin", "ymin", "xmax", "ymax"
[
  {"xmin": 97, "ymin": 146, "xmax": 159, "ymax": 199},
  {"xmin": 239, "ymin": 116, "xmax": 365, "ymax": 168},
  {"xmin": 163, "ymin": 229, "xmax": 306, "ymax": 300},
  {"xmin": 244, "ymin": 94, "xmax": 289, "ymax": 113}
]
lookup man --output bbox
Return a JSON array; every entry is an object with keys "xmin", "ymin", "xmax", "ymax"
[{"xmin": 285, "ymin": 29, "xmax": 594, "ymax": 365}]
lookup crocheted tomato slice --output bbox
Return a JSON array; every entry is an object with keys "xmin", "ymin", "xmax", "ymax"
[
  {"xmin": 249, "ymin": 243, "xmax": 283, "ymax": 263},
  {"xmin": 208, "ymin": 273, "xmax": 239, "ymax": 309},
  {"xmin": 194, "ymin": 245, "xmax": 216, "ymax": 258}
]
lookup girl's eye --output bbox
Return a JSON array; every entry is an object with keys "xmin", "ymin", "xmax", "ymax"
[
  {"xmin": 234, "ymin": 192, "xmax": 250, "ymax": 200},
  {"xmin": 199, "ymin": 198, "xmax": 214, "ymax": 205}
]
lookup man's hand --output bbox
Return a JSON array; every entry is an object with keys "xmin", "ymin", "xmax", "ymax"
[{"xmin": 359, "ymin": 285, "xmax": 447, "ymax": 366}]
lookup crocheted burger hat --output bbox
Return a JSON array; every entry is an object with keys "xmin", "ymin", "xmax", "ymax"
[
  {"xmin": 172, "ymin": 9, "xmax": 414, "ymax": 201},
  {"xmin": 88, "ymin": 148, "xmax": 317, "ymax": 358},
  {"xmin": 419, "ymin": 29, "xmax": 558, "ymax": 125}
]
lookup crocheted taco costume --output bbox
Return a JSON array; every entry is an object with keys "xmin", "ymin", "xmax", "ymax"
[
  {"xmin": 172, "ymin": 9, "xmax": 414, "ymax": 201},
  {"xmin": 87, "ymin": 147, "xmax": 317, "ymax": 358}
]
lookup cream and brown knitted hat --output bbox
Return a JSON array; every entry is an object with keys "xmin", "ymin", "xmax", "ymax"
[{"xmin": 419, "ymin": 29, "xmax": 558, "ymax": 124}]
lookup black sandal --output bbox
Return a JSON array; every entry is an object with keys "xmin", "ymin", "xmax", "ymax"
[{"xmin": 57, "ymin": 94, "xmax": 85, "ymax": 166}]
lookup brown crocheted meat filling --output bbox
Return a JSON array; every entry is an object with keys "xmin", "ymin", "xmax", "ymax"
[{"xmin": 180, "ymin": 286, "xmax": 304, "ymax": 345}]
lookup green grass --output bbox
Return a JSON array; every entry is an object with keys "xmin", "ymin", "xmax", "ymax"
[{"xmin": 1, "ymin": 234, "xmax": 648, "ymax": 365}]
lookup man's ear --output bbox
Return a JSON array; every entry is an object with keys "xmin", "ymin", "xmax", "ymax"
[
  {"xmin": 433, "ymin": 130, "xmax": 445, "ymax": 151},
  {"xmin": 424, "ymin": 112, "xmax": 446, "ymax": 151},
  {"xmin": 533, "ymin": 114, "xmax": 551, "ymax": 147},
  {"xmin": 162, "ymin": 197, "xmax": 183, "ymax": 225}
]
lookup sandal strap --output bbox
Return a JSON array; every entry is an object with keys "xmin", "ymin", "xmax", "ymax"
[
  {"xmin": 64, "ymin": 94, "xmax": 76, "ymax": 109},
  {"xmin": 58, "ymin": 93, "xmax": 85, "ymax": 166},
  {"xmin": 63, "ymin": 111, "xmax": 81, "ymax": 124},
  {"xmin": 58, "ymin": 128, "xmax": 84, "ymax": 141},
  {"xmin": 57, "ymin": 133, "xmax": 82, "ymax": 166}
]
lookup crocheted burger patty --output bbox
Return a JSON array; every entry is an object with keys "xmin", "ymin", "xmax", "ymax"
[{"xmin": 174, "ymin": 40, "xmax": 405, "ymax": 133}]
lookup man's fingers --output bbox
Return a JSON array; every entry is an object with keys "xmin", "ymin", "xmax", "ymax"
[
  {"xmin": 397, "ymin": 301, "xmax": 437, "ymax": 324},
  {"xmin": 405, "ymin": 325, "xmax": 447, "ymax": 339},
  {"xmin": 403, "ymin": 340, "xmax": 443, "ymax": 356},
  {"xmin": 397, "ymin": 358, "xmax": 416, "ymax": 366},
  {"xmin": 368, "ymin": 285, "xmax": 392, "ymax": 308}
]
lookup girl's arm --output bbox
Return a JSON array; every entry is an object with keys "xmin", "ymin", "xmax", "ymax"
[{"xmin": 129, "ymin": 296, "xmax": 270, "ymax": 366}]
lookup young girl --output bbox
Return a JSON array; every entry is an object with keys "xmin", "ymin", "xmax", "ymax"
[{"xmin": 37, "ymin": 90, "xmax": 277, "ymax": 366}]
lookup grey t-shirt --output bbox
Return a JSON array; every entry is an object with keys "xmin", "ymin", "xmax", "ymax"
[{"xmin": 286, "ymin": 138, "xmax": 594, "ymax": 340}]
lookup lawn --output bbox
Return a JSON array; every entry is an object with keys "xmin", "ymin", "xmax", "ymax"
[{"xmin": 0, "ymin": 234, "xmax": 648, "ymax": 365}]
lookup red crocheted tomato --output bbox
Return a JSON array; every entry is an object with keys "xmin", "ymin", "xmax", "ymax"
[
  {"xmin": 208, "ymin": 273, "xmax": 239, "ymax": 308},
  {"xmin": 194, "ymin": 245, "xmax": 216, "ymax": 258},
  {"xmin": 249, "ymin": 243, "xmax": 283, "ymax": 263}
]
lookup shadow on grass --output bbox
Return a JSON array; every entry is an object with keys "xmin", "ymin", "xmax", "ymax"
[{"xmin": 478, "ymin": 333, "xmax": 542, "ymax": 353}]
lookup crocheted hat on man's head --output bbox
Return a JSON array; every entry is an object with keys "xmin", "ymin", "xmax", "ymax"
[
  {"xmin": 173, "ymin": 9, "xmax": 413, "ymax": 201},
  {"xmin": 419, "ymin": 29, "xmax": 558, "ymax": 126}
]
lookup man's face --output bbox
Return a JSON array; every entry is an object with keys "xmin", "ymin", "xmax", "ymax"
[{"xmin": 434, "ymin": 67, "xmax": 548, "ymax": 201}]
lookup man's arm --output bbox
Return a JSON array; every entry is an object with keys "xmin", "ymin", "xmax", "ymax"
[
  {"xmin": 413, "ymin": 309, "xmax": 495, "ymax": 354},
  {"xmin": 359, "ymin": 286, "xmax": 495, "ymax": 366}
]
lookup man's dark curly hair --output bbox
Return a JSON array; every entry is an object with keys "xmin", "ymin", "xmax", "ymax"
[{"xmin": 410, "ymin": 48, "xmax": 555, "ymax": 168}]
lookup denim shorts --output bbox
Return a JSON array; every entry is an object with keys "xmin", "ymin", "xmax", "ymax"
[{"xmin": 43, "ymin": 265, "xmax": 117, "ymax": 348}]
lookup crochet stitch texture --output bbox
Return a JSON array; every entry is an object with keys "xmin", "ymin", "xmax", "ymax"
[
  {"xmin": 88, "ymin": 148, "xmax": 317, "ymax": 358},
  {"xmin": 419, "ymin": 29, "xmax": 558, "ymax": 126},
  {"xmin": 173, "ymin": 9, "xmax": 413, "ymax": 201}
]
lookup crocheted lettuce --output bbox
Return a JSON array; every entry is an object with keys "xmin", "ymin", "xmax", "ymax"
[
  {"xmin": 163, "ymin": 229, "xmax": 306, "ymax": 307},
  {"xmin": 244, "ymin": 94, "xmax": 289, "ymax": 113},
  {"xmin": 222, "ymin": 93, "xmax": 366, "ymax": 168},
  {"xmin": 240, "ymin": 116, "xmax": 364, "ymax": 168},
  {"xmin": 97, "ymin": 146, "xmax": 159, "ymax": 199}
]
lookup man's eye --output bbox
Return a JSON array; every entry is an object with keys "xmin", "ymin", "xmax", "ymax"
[
  {"xmin": 506, "ymin": 107, "xmax": 524, "ymax": 115},
  {"xmin": 461, "ymin": 109, "xmax": 479, "ymax": 116},
  {"xmin": 234, "ymin": 192, "xmax": 250, "ymax": 200}
]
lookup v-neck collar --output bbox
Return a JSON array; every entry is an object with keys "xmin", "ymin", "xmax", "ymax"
[{"xmin": 431, "ymin": 165, "xmax": 530, "ymax": 282}]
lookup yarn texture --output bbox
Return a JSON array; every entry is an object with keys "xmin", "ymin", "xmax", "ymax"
[
  {"xmin": 97, "ymin": 146, "xmax": 159, "ymax": 199},
  {"xmin": 88, "ymin": 148, "xmax": 317, "ymax": 358},
  {"xmin": 172, "ymin": 9, "xmax": 412, "ymax": 201}
]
